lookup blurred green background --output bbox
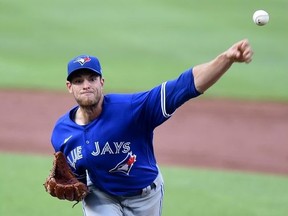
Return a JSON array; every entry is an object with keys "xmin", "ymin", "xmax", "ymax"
[
  {"xmin": 1, "ymin": 0, "xmax": 287, "ymax": 215},
  {"xmin": 1, "ymin": 153, "xmax": 288, "ymax": 216},
  {"xmin": 0, "ymin": 0, "xmax": 287, "ymax": 100}
]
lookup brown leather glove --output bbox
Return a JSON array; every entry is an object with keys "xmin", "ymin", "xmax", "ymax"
[{"xmin": 43, "ymin": 151, "xmax": 88, "ymax": 202}]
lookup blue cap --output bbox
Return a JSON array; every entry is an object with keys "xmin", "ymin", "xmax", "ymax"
[{"xmin": 67, "ymin": 55, "xmax": 102, "ymax": 81}]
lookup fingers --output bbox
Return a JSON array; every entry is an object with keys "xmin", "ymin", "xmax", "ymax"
[
  {"xmin": 241, "ymin": 40, "xmax": 253, "ymax": 63},
  {"xmin": 234, "ymin": 39, "xmax": 254, "ymax": 63}
]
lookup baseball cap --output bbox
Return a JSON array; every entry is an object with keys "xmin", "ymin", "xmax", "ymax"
[{"xmin": 67, "ymin": 55, "xmax": 102, "ymax": 81}]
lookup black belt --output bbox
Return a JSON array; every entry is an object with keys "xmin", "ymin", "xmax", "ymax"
[{"xmin": 125, "ymin": 182, "xmax": 156, "ymax": 197}]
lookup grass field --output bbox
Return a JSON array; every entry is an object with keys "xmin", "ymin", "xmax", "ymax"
[
  {"xmin": 0, "ymin": 0, "xmax": 287, "ymax": 101},
  {"xmin": 1, "ymin": 153, "xmax": 288, "ymax": 216},
  {"xmin": 1, "ymin": 0, "xmax": 288, "ymax": 215}
]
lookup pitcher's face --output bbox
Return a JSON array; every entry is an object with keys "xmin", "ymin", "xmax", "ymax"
[{"xmin": 66, "ymin": 71, "xmax": 104, "ymax": 107}]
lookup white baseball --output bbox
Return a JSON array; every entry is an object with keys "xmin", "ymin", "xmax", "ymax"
[{"xmin": 253, "ymin": 10, "xmax": 269, "ymax": 26}]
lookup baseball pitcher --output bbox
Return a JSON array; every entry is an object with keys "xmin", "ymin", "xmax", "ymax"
[{"xmin": 44, "ymin": 39, "xmax": 253, "ymax": 216}]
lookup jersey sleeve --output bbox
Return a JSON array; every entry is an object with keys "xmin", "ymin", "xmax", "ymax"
[
  {"xmin": 163, "ymin": 68, "xmax": 201, "ymax": 116},
  {"xmin": 131, "ymin": 68, "xmax": 201, "ymax": 129}
]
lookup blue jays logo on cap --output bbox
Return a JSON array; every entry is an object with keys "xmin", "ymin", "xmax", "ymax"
[
  {"xmin": 67, "ymin": 54, "xmax": 102, "ymax": 81},
  {"xmin": 73, "ymin": 56, "xmax": 91, "ymax": 66}
]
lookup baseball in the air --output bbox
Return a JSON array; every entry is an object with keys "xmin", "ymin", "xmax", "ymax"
[{"xmin": 253, "ymin": 10, "xmax": 269, "ymax": 26}]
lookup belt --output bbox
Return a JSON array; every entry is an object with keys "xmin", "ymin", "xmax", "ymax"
[
  {"xmin": 125, "ymin": 182, "xmax": 157, "ymax": 197},
  {"xmin": 141, "ymin": 182, "xmax": 156, "ymax": 196}
]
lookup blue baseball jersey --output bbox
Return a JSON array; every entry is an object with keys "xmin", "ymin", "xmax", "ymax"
[{"xmin": 51, "ymin": 69, "xmax": 201, "ymax": 196}]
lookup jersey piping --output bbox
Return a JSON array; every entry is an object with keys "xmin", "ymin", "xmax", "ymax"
[{"xmin": 161, "ymin": 82, "xmax": 174, "ymax": 118}]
